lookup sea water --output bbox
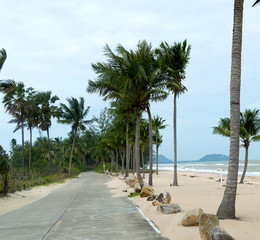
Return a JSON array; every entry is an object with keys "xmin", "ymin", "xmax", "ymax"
[{"xmin": 154, "ymin": 159, "xmax": 260, "ymax": 176}]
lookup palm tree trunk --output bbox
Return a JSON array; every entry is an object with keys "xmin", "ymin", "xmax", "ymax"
[
  {"xmin": 147, "ymin": 105, "xmax": 153, "ymax": 186},
  {"xmin": 133, "ymin": 146, "xmax": 136, "ymax": 174},
  {"xmin": 111, "ymin": 151, "xmax": 114, "ymax": 173},
  {"xmin": 29, "ymin": 126, "xmax": 32, "ymax": 172},
  {"xmin": 21, "ymin": 119, "xmax": 25, "ymax": 176},
  {"xmin": 217, "ymin": 0, "xmax": 243, "ymax": 219},
  {"xmin": 156, "ymin": 132, "xmax": 158, "ymax": 175},
  {"xmin": 120, "ymin": 149, "xmax": 125, "ymax": 174},
  {"xmin": 173, "ymin": 92, "xmax": 178, "ymax": 186},
  {"xmin": 135, "ymin": 113, "xmax": 143, "ymax": 188},
  {"xmin": 47, "ymin": 127, "xmax": 53, "ymax": 174},
  {"xmin": 240, "ymin": 146, "xmax": 248, "ymax": 183},
  {"xmin": 116, "ymin": 149, "xmax": 118, "ymax": 172},
  {"xmin": 69, "ymin": 128, "xmax": 78, "ymax": 176},
  {"xmin": 142, "ymin": 150, "xmax": 145, "ymax": 179},
  {"xmin": 125, "ymin": 120, "xmax": 129, "ymax": 177}
]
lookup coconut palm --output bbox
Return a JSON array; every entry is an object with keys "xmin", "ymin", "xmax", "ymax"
[
  {"xmin": 0, "ymin": 49, "xmax": 7, "ymax": 72},
  {"xmin": 36, "ymin": 91, "xmax": 60, "ymax": 174},
  {"xmin": 155, "ymin": 40, "xmax": 191, "ymax": 186},
  {"xmin": 216, "ymin": 0, "xmax": 260, "ymax": 219},
  {"xmin": 140, "ymin": 119, "xmax": 149, "ymax": 178},
  {"xmin": 152, "ymin": 115, "xmax": 167, "ymax": 175},
  {"xmin": 2, "ymin": 82, "xmax": 26, "ymax": 176},
  {"xmin": 58, "ymin": 97, "xmax": 92, "ymax": 175},
  {"xmin": 213, "ymin": 109, "xmax": 260, "ymax": 184}
]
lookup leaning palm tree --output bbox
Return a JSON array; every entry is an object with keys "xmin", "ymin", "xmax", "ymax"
[
  {"xmin": 217, "ymin": 0, "xmax": 260, "ymax": 219},
  {"xmin": 0, "ymin": 49, "xmax": 7, "ymax": 72},
  {"xmin": 156, "ymin": 40, "xmax": 191, "ymax": 186},
  {"xmin": 140, "ymin": 118, "xmax": 149, "ymax": 178},
  {"xmin": 58, "ymin": 97, "xmax": 92, "ymax": 175},
  {"xmin": 152, "ymin": 115, "xmax": 167, "ymax": 175},
  {"xmin": 213, "ymin": 109, "xmax": 260, "ymax": 184}
]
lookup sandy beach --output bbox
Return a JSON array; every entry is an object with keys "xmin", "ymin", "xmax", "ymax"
[
  {"xmin": 107, "ymin": 171, "xmax": 260, "ymax": 240},
  {"xmin": 0, "ymin": 178, "xmax": 75, "ymax": 216}
]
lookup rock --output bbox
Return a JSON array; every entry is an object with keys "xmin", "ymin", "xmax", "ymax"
[
  {"xmin": 140, "ymin": 185, "xmax": 154, "ymax": 197},
  {"xmin": 125, "ymin": 175, "xmax": 136, "ymax": 188},
  {"xmin": 111, "ymin": 173, "xmax": 117, "ymax": 176},
  {"xmin": 134, "ymin": 182, "xmax": 141, "ymax": 193},
  {"xmin": 105, "ymin": 170, "xmax": 109, "ymax": 175},
  {"xmin": 122, "ymin": 190, "xmax": 127, "ymax": 192},
  {"xmin": 118, "ymin": 174, "xmax": 125, "ymax": 180},
  {"xmin": 199, "ymin": 213, "xmax": 220, "ymax": 240},
  {"xmin": 147, "ymin": 194, "xmax": 157, "ymax": 201},
  {"xmin": 152, "ymin": 191, "xmax": 171, "ymax": 206},
  {"xmin": 210, "ymin": 226, "xmax": 235, "ymax": 240},
  {"xmin": 181, "ymin": 208, "xmax": 204, "ymax": 226},
  {"xmin": 157, "ymin": 203, "xmax": 181, "ymax": 214}
]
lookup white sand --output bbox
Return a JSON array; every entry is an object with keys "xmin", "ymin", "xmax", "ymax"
[
  {"xmin": 107, "ymin": 171, "xmax": 260, "ymax": 240},
  {"xmin": 0, "ymin": 178, "xmax": 75, "ymax": 216}
]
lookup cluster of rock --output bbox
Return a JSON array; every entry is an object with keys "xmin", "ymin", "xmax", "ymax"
[
  {"xmin": 120, "ymin": 174, "xmax": 235, "ymax": 239},
  {"xmin": 181, "ymin": 209, "xmax": 235, "ymax": 240},
  {"xmin": 104, "ymin": 170, "xmax": 118, "ymax": 177}
]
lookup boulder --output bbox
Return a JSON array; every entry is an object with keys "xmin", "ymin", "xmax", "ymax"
[
  {"xmin": 199, "ymin": 213, "xmax": 219, "ymax": 240},
  {"xmin": 134, "ymin": 182, "xmax": 141, "ymax": 193},
  {"xmin": 125, "ymin": 175, "xmax": 136, "ymax": 188},
  {"xmin": 147, "ymin": 194, "xmax": 157, "ymax": 201},
  {"xmin": 140, "ymin": 185, "xmax": 154, "ymax": 198},
  {"xmin": 210, "ymin": 226, "xmax": 235, "ymax": 240},
  {"xmin": 118, "ymin": 174, "xmax": 125, "ymax": 180},
  {"xmin": 157, "ymin": 203, "xmax": 181, "ymax": 214},
  {"xmin": 152, "ymin": 191, "xmax": 171, "ymax": 206},
  {"xmin": 181, "ymin": 208, "xmax": 204, "ymax": 226}
]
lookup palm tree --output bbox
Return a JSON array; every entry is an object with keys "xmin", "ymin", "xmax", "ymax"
[
  {"xmin": 0, "ymin": 49, "xmax": 7, "ymax": 72},
  {"xmin": 58, "ymin": 97, "xmax": 92, "ymax": 175},
  {"xmin": 152, "ymin": 115, "xmax": 167, "ymax": 175},
  {"xmin": 36, "ymin": 91, "xmax": 60, "ymax": 174},
  {"xmin": 156, "ymin": 40, "xmax": 191, "ymax": 186},
  {"xmin": 2, "ymin": 82, "xmax": 26, "ymax": 176},
  {"xmin": 25, "ymin": 87, "xmax": 39, "ymax": 171},
  {"xmin": 140, "ymin": 119, "xmax": 149, "ymax": 178},
  {"xmin": 216, "ymin": 0, "xmax": 260, "ymax": 219},
  {"xmin": 213, "ymin": 109, "xmax": 260, "ymax": 184}
]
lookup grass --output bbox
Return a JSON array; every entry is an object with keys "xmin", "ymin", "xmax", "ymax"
[{"xmin": 128, "ymin": 192, "xmax": 140, "ymax": 198}]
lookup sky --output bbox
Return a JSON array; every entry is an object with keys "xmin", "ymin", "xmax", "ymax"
[{"xmin": 1, "ymin": 0, "xmax": 260, "ymax": 161}]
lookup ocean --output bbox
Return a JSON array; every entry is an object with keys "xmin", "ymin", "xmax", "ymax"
[{"xmin": 154, "ymin": 159, "xmax": 260, "ymax": 176}]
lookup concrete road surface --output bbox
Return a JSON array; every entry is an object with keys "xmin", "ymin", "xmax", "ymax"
[{"xmin": 0, "ymin": 172, "xmax": 168, "ymax": 240}]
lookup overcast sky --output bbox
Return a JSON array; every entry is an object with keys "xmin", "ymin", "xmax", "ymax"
[{"xmin": 1, "ymin": 0, "xmax": 260, "ymax": 161}]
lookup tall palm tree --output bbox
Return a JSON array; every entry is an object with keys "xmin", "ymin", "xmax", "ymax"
[
  {"xmin": 156, "ymin": 40, "xmax": 191, "ymax": 186},
  {"xmin": 217, "ymin": 0, "xmax": 260, "ymax": 219},
  {"xmin": 213, "ymin": 109, "xmax": 260, "ymax": 184},
  {"xmin": 58, "ymin": 97, "xmax": 92, "ymax": 175},
  {"xmin": 25, "ymin": 87, "xmax": 39, "ymax": 171},
  {"xmin": 0, "ymin": 49, "xmax": 7, "ymax": 72},
  {"xmin": 36, "ymin": 91, "xmax": 60, "ymax": 174},
  {"xmin": 140, "ymin": 119, "xmax": 149, "ymax": 178},
  {"xmin": 2, "ymin": 82, "xmax": 26, "ymax": 176},
  {"xmin": 152, "ymin": 115, "xmax": 167, "ymax": 175}
]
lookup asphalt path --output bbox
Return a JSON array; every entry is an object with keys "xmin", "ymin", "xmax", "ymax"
[{"xmin": 0, "ymin": 172, "xmax": 168, "ymax": 240}]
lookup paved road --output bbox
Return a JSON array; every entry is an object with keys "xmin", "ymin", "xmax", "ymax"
[{"xmin": 0, "ymin": 172, "xmax": 168, "ymax": 240}]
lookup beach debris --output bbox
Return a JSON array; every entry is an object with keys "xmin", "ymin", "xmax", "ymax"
[
  {"xmin": 140, "ymin": 185, "xmax": 154, "ymax": 197},
  {"xmin": 157, "ymin": 203, "xmax": 181, "ymax": 214},
  {"xmin": 208, "ymin": 177, "xmax": 214, "ymax": 180},
  {"xmin": 134, "ymin": 182, "xmax": 141, "ymax": 193},
  {"xmin": 181, "ymin": 208, "xmax": 204, "ymax": 226},
  {"xmin": 152, "ymin": 191, "xmax": 171, "ymax": 206},
  {"xmin": 210, "ymin": 226, "xmax": 235, "ymax": 240},
  {"xmin": 199, "ymin": 213, "xmax": 219, "ymax": 240},
  {"xmin": 147, "ymin": 194, "xmax": 157, "ymax": 201},
  {"xmin": 122, "ymin": 190, "xmax": 127, "ymax": 192},
  {"xmin": 170, "ymin": 184, "xmax": 173, "ymax": 186},
  {"xmin": 189, "ymin": 175, "xmax": 197, "ymax": 178}
]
